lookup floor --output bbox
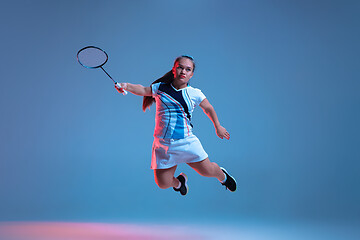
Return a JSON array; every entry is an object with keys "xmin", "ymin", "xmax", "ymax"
[{"xmin": 0, "ymin": 221, "xmax": 359, "ymax": 240}]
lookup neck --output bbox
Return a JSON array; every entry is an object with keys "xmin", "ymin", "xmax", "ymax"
[{"xmin": 172, "ymin": 81, "xmax": 188, "ymax": 90}]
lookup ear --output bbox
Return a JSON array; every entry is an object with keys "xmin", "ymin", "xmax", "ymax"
[{"xmin": 189, "ymin": 71, "xmax": 194, "ymax": 79}]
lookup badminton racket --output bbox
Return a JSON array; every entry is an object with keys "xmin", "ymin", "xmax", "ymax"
[{"xmin": 77, "ymin": 46, "xmax": 127, "ymax": 95}]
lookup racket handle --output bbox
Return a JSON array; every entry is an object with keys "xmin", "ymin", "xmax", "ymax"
[{"xmin": 115, "ymin": 82, "xmax": 128, "ymax": 95}]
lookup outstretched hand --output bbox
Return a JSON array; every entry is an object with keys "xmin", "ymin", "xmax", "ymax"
[
  {"xmin": 216, "ymin": 125, "xmax": 230, "ymax": 140},
  {"xmin": 115, "ymin": 82, "xmax": 127, "ymax": 93}
]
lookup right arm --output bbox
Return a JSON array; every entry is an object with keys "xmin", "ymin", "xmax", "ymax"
[{"xmin": 115, "ymin": 83, "xmax": 152, "ymax": 96}]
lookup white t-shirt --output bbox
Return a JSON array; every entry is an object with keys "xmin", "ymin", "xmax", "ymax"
[{"xmin": 152, "ymin": 82, "xmax": 206, "ymax": 139}]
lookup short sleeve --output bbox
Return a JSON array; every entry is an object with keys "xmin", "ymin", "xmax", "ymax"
[
  {"xmin": 193, "ymin": 88, "xmax": 206, "ymax": 107},
  {"xmin": 151, "ymin": 82, "xmax": 161, "ymax": 97}
]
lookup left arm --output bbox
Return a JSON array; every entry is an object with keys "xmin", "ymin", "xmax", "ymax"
[
  {"xmin": 199, "ymin": 98, "xmax": 230, "ymax": 140},
  {"xmin": 115, "ymin": 82, "xmax": 152, "ymax": 96}
]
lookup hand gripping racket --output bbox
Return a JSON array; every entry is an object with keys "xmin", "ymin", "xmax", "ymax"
[{"xmin": 77, "ymin": 46, "xmax": 127, "ymax": 95}]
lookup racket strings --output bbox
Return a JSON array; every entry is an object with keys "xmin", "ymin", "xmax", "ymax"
[{"xmin": 77, "ymin": 47, "xmax": 108, "ymax": 68}]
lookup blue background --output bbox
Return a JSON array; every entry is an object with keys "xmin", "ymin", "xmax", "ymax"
[{"xmin": 0, "ymin": 0, "xmax": 359, "ymax": 225}]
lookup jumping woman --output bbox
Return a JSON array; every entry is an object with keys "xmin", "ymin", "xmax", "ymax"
[{"xmin": 115, "ymin": 55, "xmax": 236, "ymax": 196}]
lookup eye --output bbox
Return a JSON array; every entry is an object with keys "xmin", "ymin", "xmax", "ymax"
[{"xmin": 186, "ymin": 68, "xmax": 192, "ymax": 72}]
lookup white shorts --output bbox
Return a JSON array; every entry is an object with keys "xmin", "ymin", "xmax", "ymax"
[{"xmin": 151, "ymin": 134, "xmax": 208, "ymax": 169}]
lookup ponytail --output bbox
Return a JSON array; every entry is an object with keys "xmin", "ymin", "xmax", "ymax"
[{"xmin": 142, "ymin": 70, "xmax": 174, "ymax": 111}]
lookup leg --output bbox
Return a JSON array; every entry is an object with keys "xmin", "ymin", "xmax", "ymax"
[
  {"xmin": 188, "ymin": 158, "xmax": 237, "ymax": 192},
  {"xmin": 187, "ymin": 158, "xmax": 225, "ymax": 182},
  {"xmin": 154, "ymin": 165, "xmax": 179, "ymax": 189}
]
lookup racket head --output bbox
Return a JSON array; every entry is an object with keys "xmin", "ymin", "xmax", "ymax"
[{"xmin": 77, "ymin": 46, "xmax": 108, "ymax": 69}]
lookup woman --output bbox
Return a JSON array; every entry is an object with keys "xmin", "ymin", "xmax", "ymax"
[{"xmin": 115, "ymin": 55, "xmax": 236, "ymax": 196}]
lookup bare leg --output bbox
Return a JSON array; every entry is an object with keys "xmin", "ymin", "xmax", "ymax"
[
  {"xmin": 154, "ymin": 165, "xmax": 180, "ymax": 189},
  {"xmin": 187, "ymin": 158, "xmax": 225, "ymax": 182}
]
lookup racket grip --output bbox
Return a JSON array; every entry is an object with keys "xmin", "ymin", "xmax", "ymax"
[{"xmin": 115, "ymin": 82, "xmax": 128, "ymax": 95}]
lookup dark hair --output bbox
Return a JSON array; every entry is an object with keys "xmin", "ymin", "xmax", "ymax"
[{"xmin": 142, "ymin": 55, "xmax": 195, "ymax": 111}]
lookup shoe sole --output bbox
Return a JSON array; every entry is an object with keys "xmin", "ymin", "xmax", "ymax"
[
  {"xmin": 179, "ymin": 172, "xmax": 188, "ymax": 195},
  {"xmin": 220, "ymin": 167, "xmax": 237, "ymax": 192}
]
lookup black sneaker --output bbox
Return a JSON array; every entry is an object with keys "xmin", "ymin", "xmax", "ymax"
[
  {"xmin": 173, "ymin": 173, "xmax": 188, "ymax": 196},
  {"xmin": 220, "ymin": 167, "xmax": 237, "ymax": 192}
]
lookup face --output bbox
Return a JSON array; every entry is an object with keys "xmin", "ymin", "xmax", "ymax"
[{"xmin": 172, "ymin": 57, "xmax": 194, "ymax": 88}]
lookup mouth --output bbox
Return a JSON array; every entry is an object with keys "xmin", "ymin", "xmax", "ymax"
[{"xmin": 180, "ymin": 75, "xmax": 186, "ymax": 79}]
